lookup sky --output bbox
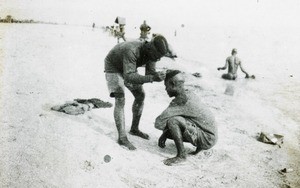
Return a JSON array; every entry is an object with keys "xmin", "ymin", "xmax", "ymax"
[{"xmin": 1, "ymin": 0, "xmax": 300, "ymax": 28}]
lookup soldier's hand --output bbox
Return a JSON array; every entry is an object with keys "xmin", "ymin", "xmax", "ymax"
[
  {"xmin": 245, "ymin": 74, "xmax": 250, "ymax": 78},
  {"xmin": 217, "ymin": 67, "xmax": 221, "ymax": 71},
  {"xmin": 153, "ymin": 71, "xmax": 166, "ymax": 82}
]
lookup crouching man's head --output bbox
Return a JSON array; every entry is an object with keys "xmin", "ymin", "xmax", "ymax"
[{"xmin": 164, "ymin": 70, "xmax": 185, "ymax": 97}]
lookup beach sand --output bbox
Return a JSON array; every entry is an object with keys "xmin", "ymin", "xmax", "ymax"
[{"xmin": 1, "ymin": 2, "xmax": 300, "ymax": 187}]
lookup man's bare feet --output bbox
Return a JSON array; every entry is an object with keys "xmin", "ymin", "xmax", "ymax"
[
  {"xmin": 163, "ymin": 156, "xmax": 186, "ymax": 166},
  {"xmin": 118, "ymin": 138, "xmax": 136, "ymax": 150},
  {"xmin": 129, "ymin": 129, "xmax": 150, "ymax": 140},
  {"xmin": 189, "ymin": 147, "xmax": 202, "ymax": 155}
]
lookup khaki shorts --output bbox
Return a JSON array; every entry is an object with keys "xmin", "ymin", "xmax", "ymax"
[
  {"xmin": 105, "ymin": 73, "xmax": 142, "ymax": 97},
  {"xmin": 182, "ymin": 118, "xmax": 216, "ymax": 150}
]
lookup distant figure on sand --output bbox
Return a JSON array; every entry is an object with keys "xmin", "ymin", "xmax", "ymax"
[
  {"xmin": 114, "ymin": 16, "xmax": 127, "ymax": 43},
  {"xmin": 155, "ymin": 70, "xmax": 218, "ymax": 165},
  {"xmin": 116, "ymin": 24, "xmax": 126, "ymax": 43},
  {"xmin": 217, "ymin": 48, "xmax": 254, "ymax": 80},
  {"xmin": 104, "ymin": 35, "xmax": 175, "ymax": 150},
  {"xmin": 140, "ymin": 20, "xmax": 151, "ymax": 40}
]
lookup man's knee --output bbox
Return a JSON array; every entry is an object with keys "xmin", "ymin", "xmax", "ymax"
[
  {"xmin": 221, "ymin": 74, "xmax": 228, "ymax": 79},
  {"xmin": 136, "ymin": 92, "xmax": 145, "ymax": 102},
  {"xmin": 110, "ymin": 92, "xmax": 124, "ymax": 98},
  {"xmin": 115, "ymin": 95, "xmax": 125, "ymax": 106},
  {"xmin": 132, "ymin": 90, "xmax": 145, "ymax": 102},
  {"xmin": 222, "ymin": 73, "xmax": 234, "ymax": 80},
  {"xmin": 167, "ymin": 116, "xmax": 185, "ymax": 129}
]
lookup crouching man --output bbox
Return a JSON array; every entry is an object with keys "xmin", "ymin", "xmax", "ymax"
[{"xmin": 155, "ymin": 70, "xmax": 218, "ymax": 165}]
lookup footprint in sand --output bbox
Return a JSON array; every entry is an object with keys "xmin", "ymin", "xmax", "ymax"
[{"xmin": 196, "ymin": 150, "xmax": 214, "ymax": 160}]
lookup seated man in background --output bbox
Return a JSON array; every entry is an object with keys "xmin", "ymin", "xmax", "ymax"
[
  {"xmin": 217, "ymin": 48, "xmax": 254, "ymax": 80},
  {"xmin": 155, "ymin": 70, "xmax": 218, "ymax": 165}
]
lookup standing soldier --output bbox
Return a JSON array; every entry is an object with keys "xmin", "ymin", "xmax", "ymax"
[
  {"xmin": 117, "ymin": 24, "xmax": 126, "ymax": 43},
  {"xmin": 104, "ymin": 35, "xmax": 176, "ymax": 150},
  {"xmin": 140, "ymin": 20, "xmax": 151, "ymax": 40},
  {"xmin": 115, "ymin": 17, "xmax": 126, "ymax": 43}
]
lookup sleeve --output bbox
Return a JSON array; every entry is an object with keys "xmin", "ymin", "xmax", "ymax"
[
  {"xmin": 145, "ymin": 61, "xmax": 156, "ymax": 75},
  {"xmin": 123, "ymin": 50, "xmax": 153, "ymax": 84}
]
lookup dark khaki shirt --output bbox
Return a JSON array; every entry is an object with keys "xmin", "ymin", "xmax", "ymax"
[{"xmin": 105, "ymin": 41, "xmax": 156, "ymax": 84}]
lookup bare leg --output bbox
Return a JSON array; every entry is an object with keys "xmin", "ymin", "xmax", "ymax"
[
  {"xmin": 122, "ymin": 35, "xmax": 126, "ymax": 42},
  {"xmin": 114, "ymin": 97, "xmax": 136, "ymax": 150},
  {"xmin": 222, "ymin": 73, "xmax": 235, "ymax": 80},
  {"xmin": 128, "ymin": 88, "xmax": 149, "ymax": 140},
  {"xmin": 158, "ymin": 128, "xmax": 170, "ymax": 148},
  {"xmin": 189, "ymin": 147, "xmax": 202, "ymax": 155},
  {"xmin": 163, "ymin": 117, "xmax": 187, "ymax": 166}
]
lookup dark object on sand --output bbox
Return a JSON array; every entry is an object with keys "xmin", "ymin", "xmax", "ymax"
[
  {"xmin": 192, "ymin": 72, "xmax": 202, "ymax": 78},
  {"xmin": 104, "ymin": 155, "xmax": 112, "ymax": 163},
  {"xmin": 51, "ymin": 102, "xmax": 92, "ymax": 115},
  {"xmin": 51, "ymin": 98, "xmax": 112, "ymax": 115},
  {"xmin": 258, "ymin": 132, "xmax": 284, "ymax": 147},
  {"xmin": 280, "ymin": 168, "xmax": 293, "ymax": 173},
  {"xmin": 75, "ymin": 98, "xmax": 113, "ymax": 108},
  {"xmin": 246, "ymin": 74, "xmax": 255, "ymax": 79}
]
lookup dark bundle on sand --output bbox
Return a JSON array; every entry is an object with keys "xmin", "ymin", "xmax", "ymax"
[
  {"xmin": 192, "ymin": 72, "xmax": 202, "ymax": 78},
  {"xmin": 75, "ymin": 98, "xmax": 113, "ymax": 108},
  {"xmin": 51, "ymin": 98, "xmax": 112, "ymax": 115}
]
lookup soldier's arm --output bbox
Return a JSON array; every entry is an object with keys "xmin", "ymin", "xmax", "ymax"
[
  {"xmin": 145, "ymin": 61, "xmax": 156, "ymax": 75},
  {"xmin": 239, "ymin": 60, "xmax": 249, "ymax": 77},
  {"xmin": 123, "ymin": 51, "xmax": 153, "ymax": 84},
  {"xmin": 218, "ymin": 58, "xmax": 228, "ymax": 70}
]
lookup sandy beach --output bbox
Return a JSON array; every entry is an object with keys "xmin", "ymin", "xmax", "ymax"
[{"xmin": 1, "ymin": 0, "xmax": 300, "ymax": 187}]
